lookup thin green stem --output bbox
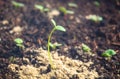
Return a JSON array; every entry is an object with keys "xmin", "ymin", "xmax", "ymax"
[{"xmin": 47, "ymin": 27, "xmax": 56, "ymax": 69}]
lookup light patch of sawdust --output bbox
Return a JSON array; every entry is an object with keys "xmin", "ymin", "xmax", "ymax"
[{"xmin": 8, "ymin": 48, "xmax": 99, "ymax": 79}]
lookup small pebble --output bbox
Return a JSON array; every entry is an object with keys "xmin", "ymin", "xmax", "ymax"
[
  {"xmin": 10, "ymin": 26, "xmax": 23, "ymax": 33},
  {"xmin": 2, "ymin": 20, "xmax": 9, "ymax": 25},
  {"xmin": 48, "ymin": 9, "xmax": 60, "ymax": 18}
]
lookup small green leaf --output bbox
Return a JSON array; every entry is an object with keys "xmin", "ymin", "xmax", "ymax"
[
  {"xmin": 55, "ymin": 25, "xmax": 66, "ymax": 32},
  {"xmin": 53, "ymin": 43, "xmax": 62, "ymax": 47},
  {"xmin": 93, "ymin": 1, "xmax": 100, "ymax": 7},
  {"xmin": 59, "ymin": 7, "xmax": 67, "ymax": 14},
  {"xmin": 102, "ymin": 53, "xmax": 111, "ymax": 57},
  {"xmin": 88, "ymin": 15, "xmax": 103, "ymax": 22},
  {"xmin": 35, "ymin": 4, "xmax": 49, "ymax": 12},
  {"xmin": 12, "ymin": 1, "xmax": 24, "ymax": 7},
  {"xmin": 102, "ymin": 49, "xmax": 116, "ymax": 57},
  {"xmin": 44, "ymin": 8, "xmax": 49, "ymax": 12},
  {"xmin": 9, "ymin": 56, "xmax": 15, "ymax": 63},
  {"xmin": 66, "ymin": 10, "xmax": 74, "ymax": 14},
  {"xmin": 49, "ymin": 42, "xmax": 62, "ymax": 49},
  {"xmin": 16, "ymin": 44, "xmax": 25, "ymax": 49},
  {"xmin": 14, "ymin": 38, "xmax": 23, "ymax": 44},
  {"xmin": 82, "ymin": 43, "xmax": 91, "ymax": 52},
  {"xmin": 49, "ymin": 42, "xmax": 55, "ymax": 49},
  {"xmin": 35, "ymin": 4, "xmax": 44, "ymax": 11},
  {"xmin": 51, "ymin": 19, "xmax": 56, "ymax": 27},
  {"xmin": 68, "ymin": 2, "xmax": 78, "ymax": 8},
  {"xmin": 59, "ymin": 6, "xmax": 74, "ymax": 14},
  {"xmin": 16, "ymin": 44, "xmax": 23, "ymax": 47}
]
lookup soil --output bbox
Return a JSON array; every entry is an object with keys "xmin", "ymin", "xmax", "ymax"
[
  {"xmin": 0, "ymin": 0, "xmax": 120, "ymax": 79},
  {"xmin": 8, "ymin": 48, "xmax": 99, "ymax": 79}
]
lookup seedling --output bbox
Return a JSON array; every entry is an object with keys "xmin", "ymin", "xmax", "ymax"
[
  {"xmin": 86, "ymin": 14, "xmax": 103, "ymax": 22},
  {"xmin": 82, "ymin": 43, "xmax": 91, "ymax": 52},
  {"xmin": 14, "ymin": 38, "xmax": 24, "ymax": 49},
  {"xmin": 68, "ymin": 2, "xmax": 78, "ymax": 8},
  {"xmin": 59, "ymin": 6, "xmax": 74, "ymax": 15},
  {"xmin": 47, "ymin": 19, "xmax": 66, "ymax": 69},
  {"xmin": 102, "ymin": 49, "xmax": 116, "ymax": 60},
  {"xmin": 9, "ymin": 56, "xmax": 15, "ymax": 63},
  {"xmin": 49, "ymin": 42, "xmax": 62, "ymax": 49},
  {"xmin": 34, "ymin": 4, "xmax": 49, "ymax": 12},
  {"xmin": 93, "ymin": 1, "xmax": 100, "ymax": 7},
  {"xmin": 12, "ymin": 1, "xmax": 24, "ymax": 8}
]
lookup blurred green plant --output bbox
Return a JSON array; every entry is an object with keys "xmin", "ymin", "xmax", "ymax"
[
  {"xmin": 9, "ymin": 56, "xmax": 15, "ymax": 63},
  {"xmin": 102, "ymin": 49, "xmax": 116, "ymax": 60},
  {"xmin": 59, "ymin": 6, "xmax": 74, "ymax": 15},
  {"xmin": 47, "ymin": 19, "xmax": 66, "ymax": 69},
  {"xmin": 35, "ymin": 4, "xmax": 49, "ymax": 12},
  {"xmin": 14, "ymin": 38, "xmax": 24, "ymax": 49},
  {"xmin": 49, "ymin": 42, "xmax": 62, "ymax": 49},
  {"xmin": 68, "ymin": 2, "xmax": 78, "ymax": 8},
  {"xmin": 93, "ymin": 1, "xmax": 100, "ymax": 7},
  {"xmin": 86, "ymin": 14, "xmax": 103, "ymax": 22},
  {"xmin": 82, "ymin": 43, "xmax": 91, "ymax": 52},
  {"xmin": 12, "ymin": 1, "xmax": 24, "ymax": 8}
]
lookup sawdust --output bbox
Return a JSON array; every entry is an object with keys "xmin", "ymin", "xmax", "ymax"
[{"xmin": 8, "ymin": 48, "xmax": 99, "ymax": 79}]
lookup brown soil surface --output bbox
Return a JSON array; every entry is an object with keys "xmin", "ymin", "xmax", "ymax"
[{"xmin": 0, "ymin": 0, "xmax": 120, "ymax": 79}]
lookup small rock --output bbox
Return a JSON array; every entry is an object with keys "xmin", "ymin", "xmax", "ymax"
[
  {"xmin": 48, "ymin": 9, "xmax": 60, "ymax": 18},
  {"xmin": 46, "ymin": 3, "xmax": 51, "ymax": 8},
  {"xmin": 69, "ymin": 15, "xmax": 74, "ymax": 20},
  {"xmin": 22, "ymin": 57, "xmax": 30, "ymax": 64},
  {"xmin": 2, "ymin": 20, "xmax": 9, "ymax": 25},
  {"xmin": 10, "ymin": 26, "xmax": 22, "ymax": 33},
  {"xmin": 16, "ymin": 18, "xmax": 21, "ymax": 24},
  {"xmin": 75, "ymin": 17, "xmax": 81, "ymax": 23},
  {"xmin": 8, "ymin": 64, "xmax": 19, "ymax": 72}
]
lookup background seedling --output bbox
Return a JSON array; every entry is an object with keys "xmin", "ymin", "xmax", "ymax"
[
  {"xmin": 86, "ymin": 14, "xmax": 103, "ymax": 22},
  {"xmin": 82, "ymin": 43, "xmax": 95, "ymax": 56},
  {"xmin": 82, "ymin": 43, "xmax": 91, "ymax": 52},
  {"xmin": 68, "ymin": 2, "xmax": 78, "ymax": 8},
  {"xmin": 102, "ymin": 49, "xmax": 116, "ymax": 60},
  {"xmin": 93, "ymin": 1, "xmax": 100, "ymax": 7},
  {"xmin": 59, "ymin": 6, "xmax": 74, "ymax": 15},
  {"xmin": 12, "ymin": 1, "xmax": 24, "ymax": 8},
  {"xmin": 35, "ymin": 4, "xmax": 49, "ymax": 12},
  {"xmin": 9, "ymin": 56, "xmax": 15, "ymax": 63},
  {"xmin": 14, "ymin": 38, "xmax": 24, "ymax": 49},
  {"xmin": 47, "ymin": 19, "xmax": 66, "ymax": 69}
]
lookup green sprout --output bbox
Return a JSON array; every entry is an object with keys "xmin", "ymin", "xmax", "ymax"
[
  {"xmin": 68, "ymin": 2, "xmax": 78, "ymax": 8},
  {"xmin": 93, "ymin": 1, "xmax": 100, "ymax": 7},
  {"xmin": 82, "ymin": 43, "xmax": 91, "ymax": 52},
  {"xmin": 59, "ymin": 6, "xmax": 74, "ymax": 15},
  {"xmin": 9, "ymin": 56, "xmax": 15, "ymax": 63},
  {"xmin": 47, "ymin": 19, "xmax": 66, "ymax": 69},
  {"xmin": 86, "ymin": 14, "xmax": 103, "ymax": 22},
  {"xmin": 12, "ymin": 1, "xmax": 24, "ymax": 8},
  {"xmin": 14, "ymin": 38, "xmax": 24, "ymax": 49},
  {"xmin": 49, "ymin": 42, "xmax": 62, "ymax": 49},
  {"xmin": 102, "ymin": 49, "xmax": 116, "ymax": 60},
  {"xmin": 34, "ymin": 4, "xmax": 49, "ymax": 12}
]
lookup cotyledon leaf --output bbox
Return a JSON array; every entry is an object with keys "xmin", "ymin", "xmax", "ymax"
[{"xmin": 55, "ymin": 25, "xmax": 66, "ymax": 32}]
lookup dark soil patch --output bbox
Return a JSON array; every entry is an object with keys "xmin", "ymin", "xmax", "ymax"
[{"xmin": 0, "ymin": 0, "xmax": 120, "ymax": 79}]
